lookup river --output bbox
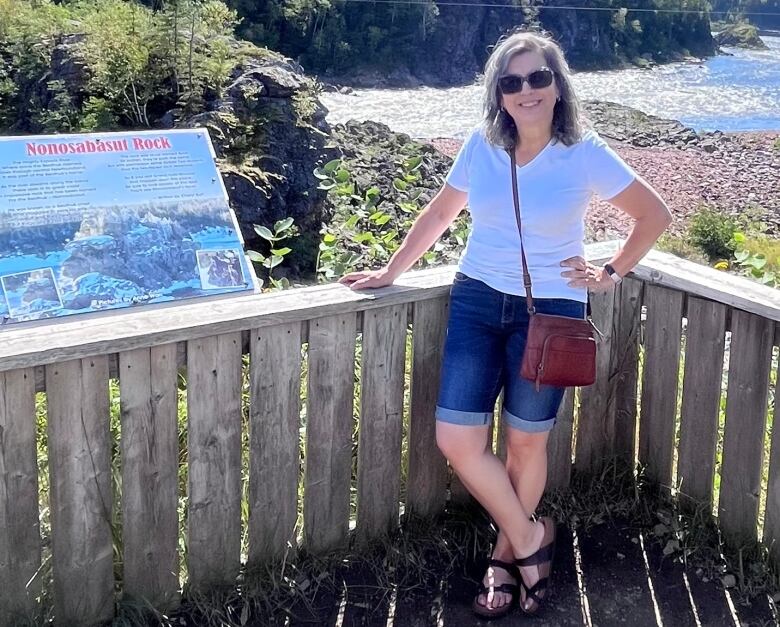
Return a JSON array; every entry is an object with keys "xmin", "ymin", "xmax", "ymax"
[{"xmin": 320, "ymin": 35, "xmax": 780, "ymax": 138}]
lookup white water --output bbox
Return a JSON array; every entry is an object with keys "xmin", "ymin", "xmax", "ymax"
[{"xmin": 320, "ymin": 35, "xmax": 780, "ymax": 138}]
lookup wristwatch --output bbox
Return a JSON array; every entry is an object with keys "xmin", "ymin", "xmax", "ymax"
[{"xmin": 604, "ymin": 263, "xmax": 622, "ymax": 284}]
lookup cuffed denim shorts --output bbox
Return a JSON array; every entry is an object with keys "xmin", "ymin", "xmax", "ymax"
[{"xmin": 435, "ymin": 272, "xmax": 586, "ymax": 433}]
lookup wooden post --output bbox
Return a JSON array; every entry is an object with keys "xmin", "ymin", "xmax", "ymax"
[
  {"xmin": 547, "ymin": 388, "xmax": 575, "ymax": 490},
  {"xmin": 407, "ymin": 297, "xmax": 449, "ymax": 518},
  {"xmin": 576, "ymin": 289, "xmax": 617, "ymax": 473},
  {"xmin": 303, "ymin": 313, "xmax": 357, "ymax": 553},
  {"xmin": 187, "ymin": 333, "xmax": 243, "ymax": 588},
  {"xmin": 719, "ymin": 311, "xmax": 773, "ymax": 542},
  {"xmin": 676, "ymin": 299, "xmax": 727, "ymax": 509},
  {"xmin": 249, "ymin": 322, "xmax": 303, "ymax": 564},
  {"xmin": 763, "ymin": 326, "xmax": 780, "ymax": 565},
  {"xmin": 46, "ymin": 357, "xmax": 114, "ymax": 625},
  {"xmin": 613, "ymin": 278, "xmax": 643, "ymax": 464},
  {"xmin": 357, "ymin": 304, "xmax": 407, "ymax": 541},
  {"xmin": 119, "ymin": 345, "xmax": 179, "ymax": 609},
  {"xmin": 638, "ymin": 285, "xmax": 684, "ymax": 489},
  {"xmin": 0, "ymin": 368, "xmax": 40, "ymax": 626}
]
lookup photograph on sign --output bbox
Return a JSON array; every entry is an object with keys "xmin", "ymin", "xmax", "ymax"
[{"xmin": 0, "ymin": 129, "xmax": 256, "ymax": 325}]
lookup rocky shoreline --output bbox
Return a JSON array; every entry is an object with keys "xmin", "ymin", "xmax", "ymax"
[{"xmin": 427, "ymin": 102, "xmax": 780, "ymax": 242}]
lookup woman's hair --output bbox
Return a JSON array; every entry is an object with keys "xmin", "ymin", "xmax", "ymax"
[{"xmin": 482, "ymin": 31, "xmax": 583, "ymax": 150}]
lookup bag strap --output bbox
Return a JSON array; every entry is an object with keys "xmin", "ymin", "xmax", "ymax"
[
  {"xmin": 508, "ymin": 149, "xmax": 590, "ymax": 319},
  {"xmin": 508, "ymin": 149, "xmax": 537, "ymax": 315}
]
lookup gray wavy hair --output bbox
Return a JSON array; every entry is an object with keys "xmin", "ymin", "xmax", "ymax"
[{"xmin": 482, "ymin": 31, "xmax": 584, "ymax": 150}]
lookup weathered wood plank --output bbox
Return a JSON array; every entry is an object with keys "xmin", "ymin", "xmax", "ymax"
[
  {"xmin": 764, "ymin": 341, "xmax": 780, "ymax": 565},
  {"xmin": 46, "ymin": 357, "xmax": 114, "ymax": 624},
  {"xmin": 248, "ymin": 322, "xmax": 302, "ymax": 563},
  {"xmin": 449, "ymin": 468, "xmax": 472, "ymax": 505},
  {"xmin": 676, "ymin": 299, "xmax": 727, "ymax": 509},
  {"xmin": 719, "ymin": 310, "xmax": 774, "ymax": 542},
  {"xmin": 356, "ymin": 304, "xmax": 407, "ymax": 541},
  {"xmin": 576, "ymin": 289, "xmax": 617, "ymax": 473},
  {"xmin": 613, "ymin": 278, "xmax": 643, "ymax": 463},
  {"xmin": 406, "ymin": 297, "xmax": 449, "ymax": 518},
  {"xmin": 119, "ymin": 344, "xmax": 179, "ymax": 609},
  {"xmin": 303, "ymin": 313, "xmax": 357, "ymax": 553},
  {"xmin": 0, "ymin": 368, "xmax": 40, "ymax": 626},
  {"xmin": 187, "ymin": 333, "xmax": 242, "ymax": 588},
  {"xmin": 628, "ymin": 249, "xmax": 780, "ymax": 323},
  {"xmin": 638, "ymin": 285, "xmax": 684, "ymax": 489},
  {"xmin": 547, "ymin": 388, "xmax": 575, "ymax": 490}
]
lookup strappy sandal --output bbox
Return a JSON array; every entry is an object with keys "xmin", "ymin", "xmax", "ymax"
[
  {"xmin": 515, "ymin": 516, "xmax": 556, "ymax": 616},
  {"xmin": 471, "ymin": 558, "xmax": 520, "ymax": 619}
]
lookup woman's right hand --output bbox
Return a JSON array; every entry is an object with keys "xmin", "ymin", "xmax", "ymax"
[{"xmin": 339, "ymin": 268, "xmax": 397, "ymax": 290}]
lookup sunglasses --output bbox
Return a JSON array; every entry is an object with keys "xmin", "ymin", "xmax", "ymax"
[{"xmin": 498, "ymin": 68, "xmax": 554, "ymax": 94}]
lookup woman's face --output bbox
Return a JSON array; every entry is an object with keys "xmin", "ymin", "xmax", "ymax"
[{"xmin": 499, "ymin": 51, "xmax": 559, "ymax": 134}]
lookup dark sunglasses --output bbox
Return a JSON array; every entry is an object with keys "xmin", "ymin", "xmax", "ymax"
[{"xmin": 498, "ymin": 68, "xmax": 554, "ymax": 94}]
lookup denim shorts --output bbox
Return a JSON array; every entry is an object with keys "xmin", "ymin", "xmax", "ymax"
[{"xmin": 435, "ymin": 272, "xmax": 586, "ymax": 433}]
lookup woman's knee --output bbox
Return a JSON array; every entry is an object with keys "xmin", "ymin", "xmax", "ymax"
[
  {"xmin": 505, "ymin": 429, "xmax": 549, "ymax": 460},
  {"xmin": 435, "ymin": 421, "xmax": 488, "ymax": 462}
]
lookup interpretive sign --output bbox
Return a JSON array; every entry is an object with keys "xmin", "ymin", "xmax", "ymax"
[{"xmin": 0, "ymin": 129, "xmax": 255, "ymax": 325}]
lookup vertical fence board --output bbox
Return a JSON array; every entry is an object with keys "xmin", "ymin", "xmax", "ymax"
[
  {"xmin": 47, "ymin": 357, "xmax": 114, "ymax": 624},
  {"xmin": 407, "ymin": 297, "xmax": 449, "ymax": 518},
  {"xmin": 0, "ymin": 368, "xmax": 40, "ymax": 626},
  {"xmin": 764, "ymin": 333, "xmax": 780, "ymax": 564},
  {"xmin": 719, "ymin": 311, "xmax": 773, "ymax": 542},
  {"xmin": 304, "ymin": 313, "xmax": 357, "ymax": 553},
  {"xmin": 357, "ymin": 304, "xmax": 407, "ymax": 540},
  {"xmin": 676, "ymin": 299, "xmax": 727, "ymax": 509},
  {"xmin": 576, "ymin": 288, "xmax": 616, "ymax": 473},
  {"xmin": 249, "ymin": 322, "xmax": 302, "ymax": 563},
  {"xmin": 187, "ymin": 333, "xmax": 242, "ymax": 588},
  {"xmin": 119, "ymin": 344, "xmax": 179, "ymax": 608},
  {"xmin": 548, "ymin": 388, "xmax": 575, "ymax": 490},
  {"xmin": 638, "ymin": 285, "xmax": 684, "ymax": 489},
  {"xmin": 613, "ymin": 278, "xmax": 643, "ymax": 463}
]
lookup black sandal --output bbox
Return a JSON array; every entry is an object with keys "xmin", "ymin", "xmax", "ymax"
[
  {"xmin": 471, "ymin": 558, "xmax": 520, "ymax": 619},
  {"xmin": 515, "ymin": 517, "xmax": 556, "ymax": 615}
]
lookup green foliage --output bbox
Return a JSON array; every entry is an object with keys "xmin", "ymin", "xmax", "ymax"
[
  {"xmin": 730, "ymin": 232, "xmax": 780, "ymax": 288},
  {"xmin": 0, "ymin": 0, "xmax": 241, "ymax": 133},
  {"xmin": 687, "ymin": 207, "xmax": 738, "ymax": 261},
  {"xmin": 667, "ymin": 207, "xmax": 779, "ymax": 290},
  {"xmin": 248, "ymin": 217, "xmax": 297, "ymax": 289},
  {"xmin": 315, "ymin": 152, "xmax": 469, "ymax": 281}
]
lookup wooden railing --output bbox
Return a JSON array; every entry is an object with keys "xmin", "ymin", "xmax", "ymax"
[{"xmin": 0, "ymin": 241, "xmax": 778, "ymax": 625}]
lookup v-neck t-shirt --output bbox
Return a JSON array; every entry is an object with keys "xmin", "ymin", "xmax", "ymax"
[{"xmin": 445, "ymin": 128, "xmax": 636, "ymax": 302}]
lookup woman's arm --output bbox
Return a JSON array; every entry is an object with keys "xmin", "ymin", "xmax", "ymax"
[
  {"xmin": 339, "ymin": 183, "xmax": 468, "ymax": 290},
  {"xmin": 561, "ymin": 176, "xmax": 672, "ymax": 290}
]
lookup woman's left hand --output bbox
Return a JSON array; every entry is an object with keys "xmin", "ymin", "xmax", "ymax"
[{"xmin": 560, "ymin": 256, "xmax": 615, "ymax": 292}]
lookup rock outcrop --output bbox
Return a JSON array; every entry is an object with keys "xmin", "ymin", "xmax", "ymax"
[
  {"xmin": 714, "ymin": 23, "xmax": 769, "ymax": 50},
  {"xmin": 176, "ymin": 51, "xmax": 338, "ymax": 274}
]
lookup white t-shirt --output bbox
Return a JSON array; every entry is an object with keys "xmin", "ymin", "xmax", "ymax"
[{"xmin": 446, "ymin": 128, "xmax": 636, "ymax": 302}]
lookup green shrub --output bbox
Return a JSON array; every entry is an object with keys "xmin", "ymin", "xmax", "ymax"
[
  {"xmin": 0, "ymin": 0, "xmax": 241, "ymax": 133},
  {"xmin": 687, "ymin": 207, "xmax": 738, "ymax": 261}
]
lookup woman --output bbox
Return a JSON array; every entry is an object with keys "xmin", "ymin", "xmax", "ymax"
[{"xmin": 340, "ymin": 31, "xmax": 671, "ymax": 618}]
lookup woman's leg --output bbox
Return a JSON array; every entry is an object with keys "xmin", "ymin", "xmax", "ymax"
[
  {"xmin": 436, "ymin": 422, "xmax": 545, "ymax": 605},
  {"xmin": 490, "ymin": 429, "xmax": 550, "ymax": 609}
]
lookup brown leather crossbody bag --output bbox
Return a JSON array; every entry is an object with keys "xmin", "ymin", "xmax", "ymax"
[{"xmin": 509, "ymin": 150, "xmax": 599, "ymax": 391}]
